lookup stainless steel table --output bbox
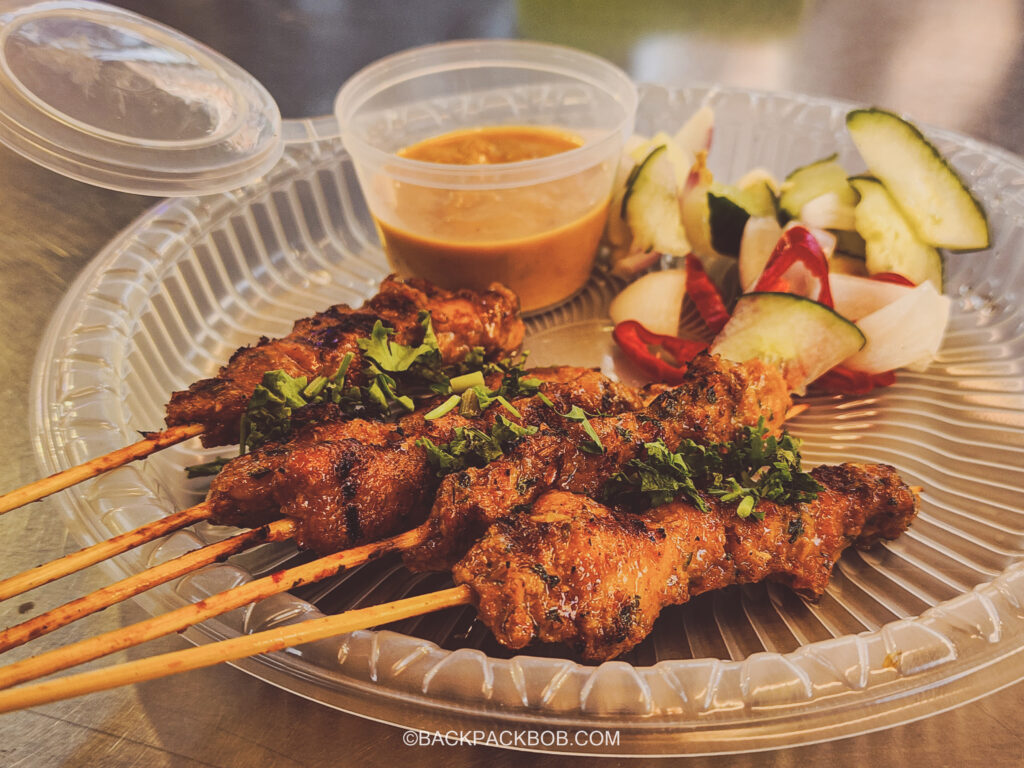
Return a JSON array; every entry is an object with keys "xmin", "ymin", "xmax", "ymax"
[{"xmin": 2, "ymin": 1, "xmax": 1023, "ymax": 764}]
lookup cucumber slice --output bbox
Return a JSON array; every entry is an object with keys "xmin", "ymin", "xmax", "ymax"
[
  {"xmin": 707, "ymin": 191, "xmax": 749, "ymax": 257},
  {"xmin": 778, "ymin": 154, "xmax": 857, "ymax": 223},
  {"xmin": 833, "ymin": 229, "xmax": 867, "ymax": 258},
  {"xmin": 849, "ymin": 177, "xmax": 944, "ymax": 287},
  {"xmin": 846, "ymin": 108, "xmax": 989, "ymax": 250},
  {"xmin": 622, "ymin": 145, "xmax": 690, "ymax": 257},
  {"xmin": 710, "ymin": 292, "xmax": 865, "ymax": 394},
  {"xmin": 707, "ymin": 182, "xmax": 776, "ymax": 257}
]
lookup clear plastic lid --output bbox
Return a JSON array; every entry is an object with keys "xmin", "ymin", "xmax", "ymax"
[{"xmin": 0, "ymin": 0, "xmax": 282, "ymax": 195}]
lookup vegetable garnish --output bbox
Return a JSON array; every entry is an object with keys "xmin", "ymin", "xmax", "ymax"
[
  {"xmin": 184, "ymin": 457, "xmax": 232, "ymax": 479},
  {"xmin": 684, "ymin": 254, "xmax": 730, "ymax": 334},
  {"xmin": 560, "ymin": 405, "xmax": 605, "ymax": 454},
  {"xmin": 417, "ymin": 416, "xmax": 539, "ymax": 476},
  {"xmin": 870, "ymin": 272, "xmax": 916, "ymax": 287},
  {"xmin": 811, "ymin": 366, "xmax": 896, "ymax": 396},
  {"xmin": 752, "ymin": 226, "xmax": 834, "ymax": 307},
  {"xmin": 605, "ymin": 418, "xmax": 822, "ymax": 519},
  {"xmin": 239, "ymin": 358, "xmax": 356, "ymax": 455},
  {"xmin": 612, "ymin": 320, "xmax": 708, "ymax": 384}
]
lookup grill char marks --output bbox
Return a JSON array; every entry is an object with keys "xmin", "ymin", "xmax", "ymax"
[
  {"xmin": 205, "ymin": 367, "xmax": 643, "ymax": 554},
  {"xmin": 404, "ymin": 354, "xmax": 792, "ymax": 573},
  {"xmin": 165, "ymin": 276, "xmax": 525, "ymax": 447},
  {"xmin": 453, "ymin": 463, "xmax": 918, "ymax": 661}
]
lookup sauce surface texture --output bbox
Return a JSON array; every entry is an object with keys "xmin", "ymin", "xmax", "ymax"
[{"xmin": 374, "ymin": 125, "xmax": 611, "ymax": 313}]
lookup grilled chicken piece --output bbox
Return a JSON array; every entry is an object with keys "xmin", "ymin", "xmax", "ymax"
[
  {"xmin": 166, "ymin": 277, "xmax": 525, "ymax": 447},
  {"xmin": 404, "ymin": 353, "xmax": 790, "ymax": 572},
  {"xmin": 207, "ymin": 367, "xmax": 643, "ymax": 553},
  {"xmin": 453, "ymin": 463, "xmax": 917, "ymax": 661}
]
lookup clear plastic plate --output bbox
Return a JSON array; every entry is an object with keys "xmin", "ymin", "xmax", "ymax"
[{"xmin": 30, "ymin": 85, "xmax": 1024, "ymax": 756}]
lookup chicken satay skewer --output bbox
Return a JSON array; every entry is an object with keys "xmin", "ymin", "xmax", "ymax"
[
  {"xmin": 0, "ymin": 359, "xmax": 791, "ymax": 684},
  {"xmin": 0, "ymin": 366, "xmax": 642, "ymax": 660},
  {"xmin": 0, "ymin": 277, "xmax": 526, "ymax": 516},
  {"xmin": 0, "ymin": 462, "xmax": 918, "ymax": 714},
  {"xmin": 0, "ymin": 358, "xmax": 789, "ymax": 661}
]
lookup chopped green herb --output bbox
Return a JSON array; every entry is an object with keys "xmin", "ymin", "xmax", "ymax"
[
  {"xmin": 358, "ymin": 313, "xmax": 439, "ymax": 375},
  {"xmin": 424, "ymin": 395, "xmax": 461, "ymax": 421},
  {"xmin": 450, "ymin": 370, "xmax": 486, "ymax": 393},
  {"xmin": 417, "ymin": 416, "xmax": 538, "ymax": 476},
  {"xmin": 531, "ymin": 563, "xmax": 560, "ymax": 587},
  {"xmin": 605, "ymin": 418, "xmax": 821, "ymax": 519},
  {"xmin": 184, "ymin": 456, "xmax": 232, "ymax": 478},
  {"xmin": 561, "ymin": 405, "xmax": 605, "ymax": 454}
]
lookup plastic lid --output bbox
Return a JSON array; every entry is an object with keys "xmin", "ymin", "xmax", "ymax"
[{"xmin": 0, "ymin": 0, "xmax": 282, "ymax": 195}]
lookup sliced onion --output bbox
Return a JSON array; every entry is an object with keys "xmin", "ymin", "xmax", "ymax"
[
  {"xmin": 843, "ymin": 281, "xmax": 950, "ymax": 373},
  {"xmin": 800, "ymin": 192, "xmax": 856, "ymax": 230},
  {"xmin": 738, "ymin": 216, "xmax": 783, "ymax": 291},
  {"xmin": 609, "ymin": 269, "xmax": 688, "ymax": 337},
  {"xmin": 829, "ymin": 273, "xmax": 915, "ymax": 321},
  {"xmin": 674, "ymin": 105, "xmax": 714, "ymax": 156}
]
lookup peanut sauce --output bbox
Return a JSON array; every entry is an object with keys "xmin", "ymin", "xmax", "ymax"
[{"xmin": 373, "ymin": 126, "xmax": 612, "ymax": 313}]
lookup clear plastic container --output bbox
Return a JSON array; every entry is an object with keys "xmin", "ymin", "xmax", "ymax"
[
  {"xmin": 30, "ymin": 85, "xmax": 1024, "ymax": 755},
  {"xmin": 334, "ymin": 40, "xmax": 638, "ymax": 313}
]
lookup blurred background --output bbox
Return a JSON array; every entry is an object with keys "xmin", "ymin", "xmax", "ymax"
[
  {"xmin": 111, "ymin": 0, "xmax": 1024, "ymax": 151},
  {"xmin": 2, "ymin": 1, "xmax": 1024, "ymax": 766}
]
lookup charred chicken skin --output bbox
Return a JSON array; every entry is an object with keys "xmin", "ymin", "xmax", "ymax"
[
  {"xmin": 404, "ymin": 353, "xmax": 791, "ymax": 572},
  {"xmin": 453, "ymin": 463, "xmax": 917, "ymax": 661},
  {"xmin": 166, "ymin": 277, "xmax": 525, "ymax": 447},
  {"xmin": 207, "ymin": 367, "xmax": 644, "ymax": 553}
]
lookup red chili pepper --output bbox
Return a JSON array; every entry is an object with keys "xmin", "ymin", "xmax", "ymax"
[
  {"xmin": 811, "ymin": 366, "xmax": 896, "ymax": 395},
  {"xmin": 612, "ymin": 320, "xmax": 708, "ymax": 384},
  {"xmin": 684, "ymin": 254, "xmax": 730, "ymax": 334},
  {"xmin": 870, "ymin": 272, "xmax": 917, "ymax": 287},
  {"xmin": 753, "ymin": 226, "xmax": 834, "ymax": 308}
]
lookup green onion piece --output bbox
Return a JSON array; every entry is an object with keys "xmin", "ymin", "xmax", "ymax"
[
  {"xmin": 450, "ymin": 370, "xmax": 486, "ymax": 393},
  {"xmin": 424, "ymin": 395, "xmax": 460, "ymax": 420},
  {"xmin": 495, "ymin": 396, "xmax": 522, "ymax": 419}
]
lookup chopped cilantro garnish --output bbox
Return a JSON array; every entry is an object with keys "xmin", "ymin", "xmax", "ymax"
[
  {"xmin": 184, "ymin": 456, "xmax": 232, "ymax": 478},
  {"xmin": 605, "ymin": 418, "xmax": 821, "ymax": 519},
  {"xmin": 417, "ymin": 416, "xmax": 538, "ymax": 476},
  {"xmin": 561, "ymin": 405, "xmax": 605, "ymax": 454}
]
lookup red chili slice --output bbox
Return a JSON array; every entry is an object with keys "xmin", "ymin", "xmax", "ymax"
[
  {"xmin": 753, "ymin": 226, "xmax": 834, "ymax": 307},
  {"xmin": 684, "ymin": 254, "xmax": 730, "ymax": 334},
  {"xmin": 612, "ymin": 320, "xmax": 708, "ymax": 384},
  {"xmin": 870, "ymin": 272, "xmax": 917, "ymax": 287},
  {"xmin": 811, "ymin": 366, "xmax": 896, "ymax": 395}
]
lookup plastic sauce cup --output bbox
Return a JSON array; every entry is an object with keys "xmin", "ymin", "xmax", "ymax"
[{"xmin": 335, "ymin": 40, "xmax": 638, "ymax": 313}]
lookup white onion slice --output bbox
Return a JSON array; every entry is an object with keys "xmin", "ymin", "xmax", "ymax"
[
  {"xmin": 843, "ymin": 281, "xmax": 950, "ymax": 373},
  {"xmin": 674, "ymin": 105, "xmax": 714, "ymax": 156},
  {"xmin": 738, "ymin": 216, "xmax": 783, "ymax": 291},
  {"xmin": 800, "ymin": 191, "xmax": 856, "ymax": 230},
  {"xmin": 829, "ymin": 273, "xmax": 915, "ymax": 321},
  {"xmin": 609, "ymin": 269, "xmax": 688, "ymax": 337}
]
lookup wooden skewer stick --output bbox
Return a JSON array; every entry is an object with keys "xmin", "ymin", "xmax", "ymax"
[
  {"xmin": 0, "ymin": 584, "xmax": 471, "ymax": 715},
  {"xmin": 0, "ymin": 519, "xmax": 297, "ymax": 654},
  {"xmin": 0, "ymin": 502, "xmax": 213, "ymax": 602},
  {"xmin": 0, "ymin": 423, "xmax": 204, "ymax": 516},
  {"xmin": 0, "ymin": 525, "xmax": 428, "ymax": 690}
]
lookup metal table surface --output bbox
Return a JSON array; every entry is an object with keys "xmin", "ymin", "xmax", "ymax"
[{"xmin": 1, "ymin": 1, "xmax": 1023, "ymax": 765}]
